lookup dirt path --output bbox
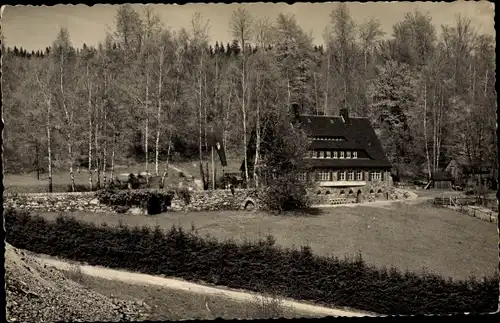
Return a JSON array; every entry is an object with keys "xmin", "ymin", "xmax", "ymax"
[{"xmin": 36, "ymin": 256, "xmax": 374, "ymax": 318}]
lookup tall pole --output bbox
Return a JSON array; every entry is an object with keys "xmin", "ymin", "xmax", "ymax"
[{"xmin": 211, "ymin": 145, "xmax": 215, "ymax": 190}]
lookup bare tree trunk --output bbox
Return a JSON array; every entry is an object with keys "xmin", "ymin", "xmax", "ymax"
[
  {"xmin": 103, "ymin": 109, "xmax": 107, "ymax": 186},
  {"xmin": 436, "ymin": 86, "xmax": 443, "ymax": 172},
  {"xmin": 160, "ymin": 138, "xmax": 171, "ymax": 189},
  {"xmin": 145, "ymin": 71, "xmax": 150, "ymax": 184},
  {"xmin": 68, "ymin": 135, "xmax": 75, "ymax": 192},
  {"xmin": 87, "ymin": 65, "xmax": 93, "ymax": 191},
  {"xmin": 242, "ymin": 55, "xmax": 249, "ymax": 185},
  {"xmin": 155, "ymin": 55, "xmax": 163, "ymax": 177},
  {"xmin": 95, "ymin": 103, "xmax": 100, "ymax": 189},
  {"xmin": 324, "ymin": 49, "xmax": 330, "ymax": 115},
  {"xmin": 223, "ymin": 86, "xmax": 232, "ymax": 158},
  {"xmin": 198, "ymin": 69, "xmax": 206, "ymax": 189},
  {"xmin": 432, "ymin": 90, "xmax": 437, "ymax": 173},
  {"xmin": 46, "ymin": 103, "xmax": 53, "ymax": 193},
  {"xmin": 423, "ymin": 84, "xmax": 431, "ymax": 180},
  {"xmin": 60, "ymin": 54, "xmax": 75, "ymax": 192},
  {"xmin": 110, "ymin": 132, "xmax": 115, "ymax": 182},
  {"xmin": 254, "ymin": 100, "xmax": 261, "ymax": 188}
]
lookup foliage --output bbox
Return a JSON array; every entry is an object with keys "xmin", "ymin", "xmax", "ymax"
[
  {"xmin": 96, "ymin": 187, "xmax": 175, "ymax": 214},
  {"xmin": 2, "ymin": 7, "xmax": 497, "ymax": 190},
  {"xmin": 258, "ymin": 113, "xmax": 312, "ymax": 212},
  {"xmin": 5, "ymin": 209, "xmax": 499, "ymax": 315}
]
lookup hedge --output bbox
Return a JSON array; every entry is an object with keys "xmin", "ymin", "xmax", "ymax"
[
  {"xmin": 96, "ymin": 188, "xmax": 176, "ymax": 215},
  {"xmin": 4, "ymin": 209, "xmax": 498, "ymax": 315}
]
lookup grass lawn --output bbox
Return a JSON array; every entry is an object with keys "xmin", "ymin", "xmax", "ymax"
[
  {"xmin": 61, "ymin": 270, "xmax": 316, "ymax": 320},
  {"xmin": 38, "ymin": 202, "xmax": 497, "ymax": 281}
]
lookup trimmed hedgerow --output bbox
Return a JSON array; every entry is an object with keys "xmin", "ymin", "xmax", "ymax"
[
  {"xmin": 96, "ymin": 188, "xmax": 175, "ymax": 215},
  {"xmin": 4, "ymin": 209, "xmax": 498, "ymax": 315}
]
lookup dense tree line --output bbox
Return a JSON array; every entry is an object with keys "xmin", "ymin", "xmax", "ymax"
[{"xmin": 2, "ymin": 5, "xmax": 496, "ymax": 191}]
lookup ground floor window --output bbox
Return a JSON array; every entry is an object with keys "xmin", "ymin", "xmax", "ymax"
[
  {"xmin": 371, "ymin": 171, "xmax": 382, "ymax": 181},
  {"xmin": 318, "ymin": 170, "xmax": 330, "ymax": 181},
  {"xmin": 297, "ymin": 172, "xmax": 307, "ymax": 181}
]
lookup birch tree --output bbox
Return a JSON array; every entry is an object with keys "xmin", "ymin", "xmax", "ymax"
[
  {"xmin": 52, "ymin": 28, "xmax": 77, "ymax": 192},
  {"xmin": 230, "ymin": 7, "xmax": 253, "ymax": 185}
]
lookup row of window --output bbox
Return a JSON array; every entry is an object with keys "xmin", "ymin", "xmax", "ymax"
[
  {"xmin": 307, "ymin": 150, "xmax": 358, "ymax": 159},
  {"xmin": 298, "ymin": 171, "xmax": 383, "ymax": 182},
  {"xmin": 313, "ymin": 136, "xmax": 346, "ymax": 141}
]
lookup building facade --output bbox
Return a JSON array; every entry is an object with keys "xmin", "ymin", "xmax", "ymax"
[{"xmin": 298, "ymin": 109, "xmax": 393, "ymax": 202}]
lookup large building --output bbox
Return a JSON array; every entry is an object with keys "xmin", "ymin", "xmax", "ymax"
[
  {"xmin": 241, "ymin": 108, "xmax": 393, "ymax": 202},
  {"xmin": 298, "ymin": 109, "xmax": 393, "ymax": 202}
]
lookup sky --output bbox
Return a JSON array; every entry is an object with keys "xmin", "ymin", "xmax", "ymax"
[{"xmin": 1, "ymin": 2, "xmax": 495, "ymax": 51}]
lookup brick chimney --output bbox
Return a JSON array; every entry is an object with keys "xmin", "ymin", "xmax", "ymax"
[{"xmin": 340, "ymin": 108, "xmax": 349, "ymax": 124}]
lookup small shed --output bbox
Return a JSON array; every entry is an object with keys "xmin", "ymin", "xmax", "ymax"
[
  {"xmin": 444, "ymin": 159, "xmax": 463, "ymax": 185},
  {"xmin": 430, "ymin": 171, "xmax": 453, "ymax": 190}
]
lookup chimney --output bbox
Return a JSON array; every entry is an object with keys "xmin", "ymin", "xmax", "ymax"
[{"xmin": 340, "ymin": 108, "xmax": 349, "ymax": 124}]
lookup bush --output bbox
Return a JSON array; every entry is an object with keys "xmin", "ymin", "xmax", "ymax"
[
  {"xmin": 260, "ymin": 175, "xmax": 310, "ymax": 213},
  {"xmin": 4, "ymin": 209, "xmax": 498, "ymax": 315},
  {"xmin": 96, "ymin": 188, "xmax": 175, "ymax": 215}
]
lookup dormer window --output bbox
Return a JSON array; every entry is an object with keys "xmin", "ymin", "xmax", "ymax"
[
  {"xmin": 326, "ymin": 151, "xmax": 331, "ymax": 158},
  {"xmin": 353, "ymin": 151, "xmax": 358, "ymax": 159},
  {"xmin": 346, "ymin": 151, "xmax": 351, "ymax": 159},
  {"xmin": 333, "ymin": 151, "xmax": 338, "ymax": 159},
  {"xmin": 340, "ymin": 151, "xmax": 345, "ymax": 159}
]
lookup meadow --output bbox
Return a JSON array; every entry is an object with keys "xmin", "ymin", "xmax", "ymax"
[{"xmin": 36, "ymin": 201, "xmax": 497, "ymax": 281}]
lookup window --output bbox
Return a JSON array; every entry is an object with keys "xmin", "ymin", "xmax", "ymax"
[
  {"xmin": 326, "ymin": 150, "xmax": 331, "ymax": 158},
  {"xmin": 318, "ymin": 171, "xmax": 330, "ymax": 181},
  {"xmin": 297, "ymin": 172, "xmax": 307, "ymax": 181},
  {"xmin": 333, "ymin": 151, "xmax": 338, "ymax": 159},
  {"xmin": 371, "ymin": 171, "xmax": 382, "ymax": 181},
  {"xmin": 348, "ymin": 171, "xmax": 354, "ymax": 181},
  {"xmin": 346, "ymin": 151, "xmax": 351, "ymax": 159},
  {"xmin": 316, "ymin": 151, "xmax": 321, "ymax": 159},
  {"xmin": 340, "ymin": 151, "xmax": 345, "ymax": 159},
  {"xmin": 356, "ymin": 170, "xmax": 363, "ymax": 181},
  {"xmin": 339, "ymin": 171, "xmax": 346, "ymax": 181},
  {"xmin": 353, "ymin": 151, "xmax": 358, "ymax": 159},
  {"xmin": 319, "ymin": 151, "xmax": 325, "ymax": 159}
]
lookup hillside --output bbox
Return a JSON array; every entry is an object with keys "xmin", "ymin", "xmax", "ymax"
[{"xmin": 5, "ymin": 243, "xmax": 150, "ymax": 322}]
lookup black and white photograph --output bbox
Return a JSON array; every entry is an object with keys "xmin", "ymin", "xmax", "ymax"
[{"xmin": 1, "ymin": 2, "xmax": 498, "ymax": 321}]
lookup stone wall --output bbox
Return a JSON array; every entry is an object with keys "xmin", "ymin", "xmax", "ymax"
[
  {"xmin": 4, "ymin": 192, "xmax": 114, "ymax": 213},
  {"xmin": 308, "ymin": 177, "xmax": 396, "ymax": 204},
  {"xmin": 171, "ymin": 189, "xmax": 259, "ymax": 212},
  {"xmin": 3, "ymin": 190, "xmax": 260, "ymax": 214}
]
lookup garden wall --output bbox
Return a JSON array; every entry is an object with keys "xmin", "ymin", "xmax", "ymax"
[
  {"xmin": 4, "ymin": 185, "xmax": 415, "ymax": 214},
  {"xmin": 3, "ymin": 192, "xmax": 114, "ymax": 213},
  {"xmin": 171, "ymin": 188, "xmax": 260, "ymax": 212},
  {"xmin": 3, "ymin": 189, "xmax": 260, "ymax": 214}
]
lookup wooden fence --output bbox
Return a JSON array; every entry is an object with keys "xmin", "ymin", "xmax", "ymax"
[{"xmin": 433, "ymin": 196, "xmax": 498, "ymax": 223}]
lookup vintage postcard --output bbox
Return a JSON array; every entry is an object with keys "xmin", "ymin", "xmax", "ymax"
[{"xmin": 2, "ymin": 2, "xmax": 497, "ymax": 320}]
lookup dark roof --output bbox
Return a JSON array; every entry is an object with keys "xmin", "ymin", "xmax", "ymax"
[
  {"xmin": 298, "ymin": 115, "xmax": 392, "ymax": 168},
  {"xmin": 431, "ymin": 171, "xmax": 453, "ymax": 181}
]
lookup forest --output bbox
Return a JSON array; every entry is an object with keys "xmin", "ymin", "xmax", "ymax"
[{"xmin": 2, "ymin": 4, "xmax": 497, "ymax": 191}]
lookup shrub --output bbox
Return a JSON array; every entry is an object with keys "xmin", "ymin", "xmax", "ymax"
[
  {"xmin": 96, "ymin": 188, "xmax": 175, "ymax": 215},
  {"xmin": 5, "ymin": 209, "xmax": 499, "ymax": 315}
]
